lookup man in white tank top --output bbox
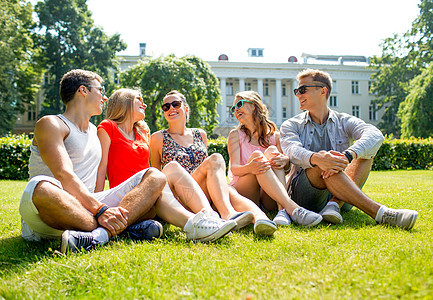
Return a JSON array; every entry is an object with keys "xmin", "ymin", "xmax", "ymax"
[{"xmin": 20, "ymin": 69, "xmax": 236, "ymax": 253}]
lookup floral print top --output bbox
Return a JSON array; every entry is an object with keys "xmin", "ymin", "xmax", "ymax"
[{"xmin": 161, "ymin": 129, "xmax": 208, "ymax": 174}]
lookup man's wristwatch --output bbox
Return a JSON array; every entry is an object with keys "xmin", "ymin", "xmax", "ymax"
[{"xmin": 344, "ymin": 150, "xmax": 353, "ymax": 163}]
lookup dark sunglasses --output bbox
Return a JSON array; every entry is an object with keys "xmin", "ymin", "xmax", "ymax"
[
  {"xmin": 161, "ymin": 100, "xmax": 182, "ymax": 112},
  {"xmin": 293, "ymin": 85, "xmax": 324, "ymax": 96},
  {"xmin": 230, "ymin": 99, "xmax": 253, "ymax": 113}
]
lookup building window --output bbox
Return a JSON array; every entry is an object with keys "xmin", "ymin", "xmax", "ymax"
[
  {"xmin": 227, "ymin": 106, "xmax": 235, "ymax": 121},
  {"xmin": 329, "ymin": 96, "xmax": 337, "ymax": 107},
  {"xmin": 248, "ymin": 48, "xmax": 264, "ymax": 57},
  {"xmin": 27, "ymin": 108, "xmax": 36, "ymax": 121},
  {"xmin": 352, "ymin": 81, "xmax": 359, "ymax": 94},
  {"xmin": 282, "ymin": 107, "xmax": 287, "ymax": 118},
  {"xmin": 368, "ymin": 81, "xmax": 376, "ymax": 95},
  {"xmin": 369, "ymin": 104, "xmax": 377, "ymax": 121},
  {"xmin": 245, "ymin": 82, "xmax": 252, "ymax": 91},
  {"xmin": 43, "ymin": 73, "xmax": 50, "ymax": 85},
  {"xmin": 264, "ymin": 83, "xmax": 269, "ymax": 96},
  {"xmin": 282, "ymin": 84, "xmax": 286, "ymax": 96},
  {"xmin": 332, "ymin": 80, "xmax": 337, "ymax": 93},
  {"xmin": 352, "ymin": 105, "xmax": 360, "ymax": 118},
  {"xmin": 226, "ymin": 82, "xmax": 233, "ymax": 95}
]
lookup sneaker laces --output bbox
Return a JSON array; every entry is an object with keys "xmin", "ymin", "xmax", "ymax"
[
  {"xmin": 191, "ymin": 210, "xmax": 221, "ymax": 240},
  {"xmin": 381, "ymin": 210, "xmax": 397, "ymax": 224},
  {"xmin": 73, "ymin": 232, "xmax": 99, "ymax": 251}
]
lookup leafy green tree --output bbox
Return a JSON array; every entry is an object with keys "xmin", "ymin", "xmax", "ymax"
[
  {"xmin": 370, "ymin": 0, "xmax": 433, "ymax": 137},
  {"xmin": 121, "ymin": 55, "xmax": 221, "ymax": 134},
  {"xmin": 0, "ymin": 0, "xmax": 41, "ymax": 136},
  {"xmin": 34, "ymin": 0, "xmax": 126, "ymax": 117},
  {"xmin": 399, "ymin": 64, "xmax": 433, "ymax": 138}
]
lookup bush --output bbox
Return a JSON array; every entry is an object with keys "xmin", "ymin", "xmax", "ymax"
[
  {"xmin": 0, "ymin": 134, "xmax": 32, "ymax": 180},
  {"xmin": 1, "ymin": 135, "xmax": 432, "ymax": 180}
]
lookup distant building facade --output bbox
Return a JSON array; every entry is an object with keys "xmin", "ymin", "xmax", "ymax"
[{"xmin": 13, "ymin": 49, "xmax": 382, "ymax": 136}]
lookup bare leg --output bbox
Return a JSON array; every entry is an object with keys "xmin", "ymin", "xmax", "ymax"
[
  {"xmin": 228, "ymin": 186, "xmax": 269, "ymax": 223},
  {"xmin": 33, "ymin": 181, "xmax": 97, "ymax": 231},
  {"xmin": 192, "ymin": 153, "xmax": 237, "ymax": 219},
  {"xmin": 154, "ymin": 183, "xmax": 194, "ymax": 228},
  {"xmin": 118, "ymin": 168, "xmax": 166, "ymax": 226},
  {"xmin": 264, "ymin": 146, "xmax": 287, "ymax": 211},
  {"xmin": 162, "ymin": 161, "xmax": 213, "ymax": 213},
  {"xmin": 306, "ymin": 165, "xmax": 380, "ymax": 219},
  {"xmin": 327, "ymin": 158, "xmax": 373, "ymax": 207}
]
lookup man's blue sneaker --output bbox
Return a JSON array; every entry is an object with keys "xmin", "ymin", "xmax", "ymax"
[
  {"xmin": 61, "ymin": 230, "xmax": 104, "ymax": 253},
  {"xmin": 120, "ymin": 220, "xmax": 163, "ymax": 241}
]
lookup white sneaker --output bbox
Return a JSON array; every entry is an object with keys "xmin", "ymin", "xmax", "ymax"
[
  {"xmin": 291, "ymin": 207, "xmax": 322, "ymax": 227},
  {"xmin": 319, "ymin": 204, "xmax": 343, "ymax": 224},
  {"xmin": 377, "ymin": 208, "xmax": 418, "ymax": 230},
  {"xmin": 273, "ymin": 209, "xmax": 291, "ymax": 226},
  {"xmin": 184, "ymin": 210, "xmax": 236, "ymax": 242}
]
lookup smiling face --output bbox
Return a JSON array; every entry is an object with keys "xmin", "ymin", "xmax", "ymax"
[
  {"xmin": 232, "ymin": 97, "xmax": 254, "ymax": 124},
  {"xmin": 162, "ymin": 94, "xmax": 188, "ymax": 123},
  {"xmin": 85, "ymin": 79, "xmax": 108, "ymax": 115},
  {"xmin": 295, "ymin": 76, "xmax": 327, "ymax": 112},
  {"xmin": 132, "ymin": 93, "xmax": 147, "ymax": 122}
]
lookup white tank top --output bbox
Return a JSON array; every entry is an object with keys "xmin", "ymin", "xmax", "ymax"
[{"xmin": 28, "ymin": 114, "xmax": 102, "ymax": 192}]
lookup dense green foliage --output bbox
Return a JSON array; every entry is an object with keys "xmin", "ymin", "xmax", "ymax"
[
  {"xmin": 0, "ymin": 0, "xmax": 41, "ymax": 135},
  {"xmin": 120, "ymin": 55, "xmax": 221, "ymax": 134},
  {"xmin": 1, "ymin": 171, "xmax": 432, "ymax": 298},
  {"xmin": 2, "ymin": 135, "xmax": 432, "ymax": 180},
  {"xmin": 34, "ymin": 0, "xmax": 127, "ymax": 118},
  {"xmin": 0, "ymin": 134, "xmax": 32, "ymax": 180},
  {"xmin": 370, "ymin": 0, "xmax": 433, "ymax": 137}
]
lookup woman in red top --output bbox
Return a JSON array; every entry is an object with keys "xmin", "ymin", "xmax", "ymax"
[{"xmin": 96, "ymin": 89, "xmax": 150, "ymax": 190}]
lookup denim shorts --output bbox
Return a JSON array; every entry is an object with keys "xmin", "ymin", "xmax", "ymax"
[{"xmin": 19, "ymin": 169, "xmax": 148, "ymax": 241}]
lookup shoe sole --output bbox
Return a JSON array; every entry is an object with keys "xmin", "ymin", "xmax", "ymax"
[
  {"xmin": 322, "ymin": 211, "xmax": 343, "ymax": 224},
  {"xmin": 195, "ymin": 220, "xmax": 237, "ymax": 242},
  {"xmin": 230, "ymin": 211, "xmax": 254, "ymax": 230},
  {"xmin": 254, "ymin": 220, "xmax": 277, "ymax": 235},
  {"xmin": 304, "ymin": 215, "xmax": 323, "ymax": 228},
  {"xmin": 155, "ymin": 221, "xmax": 164, "ymax": 238}
]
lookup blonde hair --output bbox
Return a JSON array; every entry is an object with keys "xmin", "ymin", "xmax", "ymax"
[
  {"xmin": 163, "ymin": 90, "xmax": 190, "ymax": 123},
  {"xmin": 106, "ymin": 88, "xmax": 150, "ymax": 143},
  {"xmin": 234, "ymin": 90, "xmax": 277, "ymax": 148}
]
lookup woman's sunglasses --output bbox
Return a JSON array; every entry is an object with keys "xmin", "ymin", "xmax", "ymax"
[
  {"xmin": 161, "ymin": 100, "xmax": 182, "ymax": 112},
  {"xmin": 230, "ymin": 99, "xmax": 253, "ymax": 113},
  {"xmin": 293, "ymin": 85, "xmax": 324, "ymax": 95}
]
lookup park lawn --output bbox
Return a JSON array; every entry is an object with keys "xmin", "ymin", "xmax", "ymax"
[{"xmin": 0, "ymin": 170, "xmax": 432, "ymax": 299}]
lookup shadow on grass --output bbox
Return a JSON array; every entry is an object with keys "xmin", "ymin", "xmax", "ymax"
[{"xmin": 0, "ymin": 235, "xmax": 60, "ymax": 275}]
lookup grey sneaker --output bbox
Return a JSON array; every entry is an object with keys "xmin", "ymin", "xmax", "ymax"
[
  {"xmin": 254, "ymin": 219, "xmax": 277, "ymax": 236},
  {"xmin": 229, "ymin": 211, "xmax": 254, "ymax": 230},
  {"xmin": 273, "ymin": 209, "xmax": 291, "ymax": 226},
  {"xmin": 120, "ymin": 220, "xmax": 163, "ymax": 241},
  {"xmin": 184, "ymin": 210, "xmax": 236, "ymax": 242},
  {"xmin": 291, "ymin": 207, "xmax": 322, "ymax": 227},
  {"xmin": 319, "ymin": 204, "xmax": 343, "ymax": 224},
  {"xmin": 61, "ymin": 230, "xmax": 105, "ymax": 253},
  {"xmin": 378, "ymin": 208, "xmax": 418, "ymax": 230}
]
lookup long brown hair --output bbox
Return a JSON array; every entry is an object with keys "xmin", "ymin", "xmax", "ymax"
[
  {"xmin": 106, "ymin": 88, "xmax": 150, "ymax": 143},
  {"xmin": 235, "ymin": 91, "xmax": 277, "ymax": 148}
]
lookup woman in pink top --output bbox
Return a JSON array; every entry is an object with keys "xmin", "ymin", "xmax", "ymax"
[{"xmin": 228, "ymin": 91, "xmax": 322, "ymax": 227}]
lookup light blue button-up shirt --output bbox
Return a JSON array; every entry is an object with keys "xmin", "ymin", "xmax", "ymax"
[{"xmin": 280, "ymin": 108, "xmax": 384, "ymax": 181}]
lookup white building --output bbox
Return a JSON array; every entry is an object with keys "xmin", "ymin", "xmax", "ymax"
[{"xmin": 207, "ymin": 51, "xmax": 381, "ymax": 136}]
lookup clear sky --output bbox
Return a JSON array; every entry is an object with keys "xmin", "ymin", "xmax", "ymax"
[{"xmin": 87, "ymin": 0, "xmax": 421, "ymax": 62}]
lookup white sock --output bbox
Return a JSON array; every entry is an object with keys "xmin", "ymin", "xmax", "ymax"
[
  {"xmin": 375, "ymin": 205, "xmax": 387, "ymax": 222},
  {"xmin": 183, "ymin": 215, "xmax": 194, "ymax": 232},
  {"xmin": 91, "ymin": 227, "xmax": 109, "ymax": 243}
]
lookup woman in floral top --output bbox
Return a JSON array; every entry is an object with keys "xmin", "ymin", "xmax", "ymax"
[{"xmin": 150, "ymin": 90, "xmax": 277, "ymax": 235}]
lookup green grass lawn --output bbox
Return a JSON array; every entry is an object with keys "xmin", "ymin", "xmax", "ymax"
[{"xmin": 1, "ymin": 170, "xmax": 432, "ymax": 299}]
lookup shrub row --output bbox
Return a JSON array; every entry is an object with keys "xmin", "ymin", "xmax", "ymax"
[{"xmin": 1, "ymin": 135, "xmax": 432, "ymax": 180}]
